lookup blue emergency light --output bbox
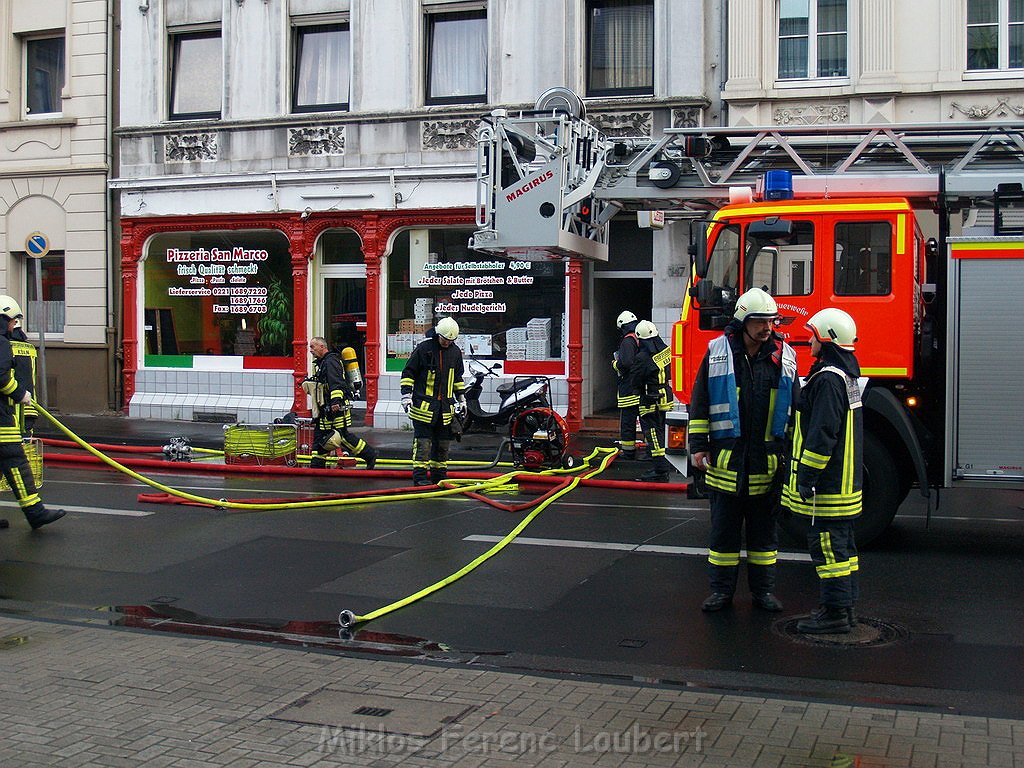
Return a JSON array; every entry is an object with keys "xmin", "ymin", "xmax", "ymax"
[{"xmin": 763, "ymin": 170, "xmax": 794, "ymax": 200}]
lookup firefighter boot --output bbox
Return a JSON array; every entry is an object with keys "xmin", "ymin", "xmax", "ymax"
[
  {"xmin": 752, "ymin": 593, "xmax": 784, "ymax": 612},
  {"xmin": 360, "ymin": 445, "xmax": 377, "ymax": 471},
  {"xmin": 25, "ymin": 504, "xmax": 66, "ymax": 531},
  {"xmin": 796, "ymin": 606, "xmax": 851, "ymax": 634},
  {"xmin": 430, "ymin": 468, "xmax": 448, "ymax": 484},
  {"xmin": 635, "ymin": 469, "xmax": 669, "ymax": 483},
  {"xmin": 309, "ymin": 455, "xmax": 328, "ymax": 469},
  {"xmin": 701, "ymin": 592, "xmax": 733, "ymax": 612}
]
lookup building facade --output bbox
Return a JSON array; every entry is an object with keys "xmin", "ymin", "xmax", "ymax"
[{"xmin": 0, "ymin": 0, "xmax": 112, "ymax": 413}]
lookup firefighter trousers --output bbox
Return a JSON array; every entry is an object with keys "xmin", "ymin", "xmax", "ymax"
[
  {"xmin": 618, "ymin": 403, "xmax": 639, "ymax": 452},
  {"xmin": 0, "ymin": 441, "xmax": 43, "ymax": 515},
  {"xmin": 807, "ymin": 519, "xmax": 859, "ymax": 608},
  {"xmin": 707, "ymin": 489, "xmax": 778, "ymax": 595},
  {"xmin": 638, "ymin": 406, "xmax": 673, "ymax": 475},
  {"xmin": 412, "ymin": 418, "xmax": 451, "ymax": 485}
]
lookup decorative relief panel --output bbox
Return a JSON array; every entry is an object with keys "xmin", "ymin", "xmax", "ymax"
[
  {"xmin": 590, "ymin": 111, "xmax": 653, "ymax": 137},
  {"xmin": 672, "ymin": 107, "xmax": 703, "ymax": 129},
  {"xmin": 421, "ymin": 119, "xmax": 477, "ymax": 151},
  {"xmin": 288, "ymin": 125, "xmax": 346, "ymax": 157},
  {"xmin": 949, "ymin": 96, "xmax": 1024, "ymax": 120},
  {"xmin": 164, "ymin": 133, "xmax": 218, "ymax": 162},
  {"xmin": 773, "ymin": 103, "xmax": 849, "ymax": 126}
]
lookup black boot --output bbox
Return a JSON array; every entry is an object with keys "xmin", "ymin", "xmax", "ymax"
[
  {"xmin": 360, "ymin": 445, "xmax": 377, "ymax": 470},
  {"xmin": 430, "ymin": 470, "xmax": 448, "ymax": 484},
  {"xmin": 25, "ymin": 505, "xmax": 66, "ymax": 531},
  {"xmin": 796, "ymin": 606, "xmax": 851, "ymax": 634},
  {"xmin": 412, "ymin": 468, "xmax": 431, "ymax": 486},
  {"xmin": 635, "ymin": 469, "xmax": 669, "ymax": 483},
  {"xmin": 701, "ymin": 592, "xmax": 733, "ymax": 612},
  {"xmin": 309, "ymin": 455, "xmax": 327, "ymax": 469}
]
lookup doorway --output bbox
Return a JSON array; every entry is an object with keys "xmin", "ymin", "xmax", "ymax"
[{"xmin": 591, "ymin": 277, "xmax": 651, "ymax": 415}]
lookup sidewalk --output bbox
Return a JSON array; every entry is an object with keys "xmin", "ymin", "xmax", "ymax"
[{"xmin": 0, "ymin": 614, "xmax": 1019, "ymax": 767}]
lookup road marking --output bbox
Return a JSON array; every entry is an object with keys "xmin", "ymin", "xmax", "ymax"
[
  {"xmin": 464, "ymin": 535, "xmax": 812, "ymax": 561},
  {"xmin": 59, "ymin": 505, "xmax": 154, "ymax": 517}
]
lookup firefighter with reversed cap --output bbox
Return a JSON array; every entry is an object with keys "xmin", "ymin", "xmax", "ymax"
[
  {"xmin": 783, "ymin": 307, "xmax": 863, "ymax": 635},
  {"xmin": 400, "ymin": 317, "xmax": 466, "ymax": 486},
  {"xmin": 612, "ymin": 310, "xmax": 641, "ymax": 459},
  {"xmin": 306, "ymin": 336, "xmax": 377, "ymax": 470},
  {"xmin": 630, "ymin": 320, "xmax": 676, "ymax": 483},
  {"xmin": 0, "ymin": 296, "xmax": 64, "ymax": 531},
  {"xmin": 689, "ymin": 287, "xmax": 799, "ymax": 613}
]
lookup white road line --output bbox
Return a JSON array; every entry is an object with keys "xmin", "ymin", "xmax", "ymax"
[
  {"xmin": 463, "ymin": 534, "xmax": 812, "ymax": 561},
  {"xmin": 57, "ymin": 505, "xmax": 154, "ymax": 517}
]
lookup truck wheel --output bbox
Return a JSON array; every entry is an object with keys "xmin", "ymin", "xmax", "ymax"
[{"xmin": 777, "ymin": 432, "xmax": 899, "ymax": 548}]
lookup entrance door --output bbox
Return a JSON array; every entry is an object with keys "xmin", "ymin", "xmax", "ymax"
[{"xmin": 322, "ymin": 276, "xmax": 367, "ymax": 373}]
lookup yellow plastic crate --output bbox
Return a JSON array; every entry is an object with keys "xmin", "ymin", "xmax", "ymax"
[{"xmin": 0, "ymin": 438, "xmax": 43, "ymax": 491}]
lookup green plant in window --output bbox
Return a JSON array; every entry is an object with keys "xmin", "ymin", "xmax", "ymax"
[{"xmin": 258, "ymin": 273, "xmax": 291, "ymax": 356}]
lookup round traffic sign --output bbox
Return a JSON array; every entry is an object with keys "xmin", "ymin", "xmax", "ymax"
[{"xmin": 25, "ymin": 232, "xmax": 49, "ymax": 259}]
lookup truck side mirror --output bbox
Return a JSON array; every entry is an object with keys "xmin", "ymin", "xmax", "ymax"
[{"xmin": 688, "ymin": 221, "xmax": 709, "ymax": 277}]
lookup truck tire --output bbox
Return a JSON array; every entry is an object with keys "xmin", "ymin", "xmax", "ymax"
[{"xmin": 778, "ymin": 432, "xmax": 900, "ymax": 548}]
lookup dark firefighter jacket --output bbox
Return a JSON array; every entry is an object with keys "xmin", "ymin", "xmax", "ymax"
[
  {"xmin": 688, "ymin": 320, "xmax": 799, "ymax": 496},
  {"xmin": 613, "ymin": 319, "xmax": 640, "ymax": 407},
  {"xmin": 400, "ymin": 336, "xmax": 465, "ymax": 426},
  {"xmin": 0, "ymin": 327, "xmax": 29, "ymax": 445},
  {"xmin": 782, "ymin": 343, "xmax": 864, "ymax": 518},
  {"xmin": 630, "ymin": 334, "xmax": 673, "ymax": 413},
  {"xmin": 312, "ymin": 349, "xmax": 354, "ymax": 429}
]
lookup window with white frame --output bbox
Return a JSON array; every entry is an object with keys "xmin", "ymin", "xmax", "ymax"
[
  {"xmin": 967, "ymin": 0, "xmax": 1024, "ymax": 71},
  {"xmin": 293, "ymin": 22, "xmax": 350, "ymax": 113},
  {"xmin": 25, "ymin": 34, "xmax": 65, "ymax": 117},
  {"xmin": 586, "ymin": 0, "xmax": 654, "ymax": 96},
  {"xmin": 425, "ymin": 7, "xmax": 487, "ymax": 105},
  {"xmin": 778, "ymin": 0, "xmax": 848, "ymax": 80},
  {"xmin": 169, "ymin": 30, "xmax": 222, "ymax": 120}
]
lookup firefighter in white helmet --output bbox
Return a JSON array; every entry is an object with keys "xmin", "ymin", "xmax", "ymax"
[
  {"xmin": 629, "ymin": 321, "xmax": 676, "ymax": 483},
  {"xmin": 612, "ymin": 310, "xmax": 641, "ymax": 459},
  {"xmin": 0, "ymin": 296, "xmax": 64, "ymax": 531},
  {"xmin": 688, "ymin": 287, "xmax": 799, "ymax": 613},
  {"xmin": 783, "ymin": 307, "xmax": 863, "ymax": 635},
  {"xmin": 400, "ymin": 317, "xmax": 466, "ymax": 486}
]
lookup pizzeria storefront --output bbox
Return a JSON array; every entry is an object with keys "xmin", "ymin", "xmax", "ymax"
[{"xmin": 120, "ymin": 208, "xmax": 584, "ymax": 430}]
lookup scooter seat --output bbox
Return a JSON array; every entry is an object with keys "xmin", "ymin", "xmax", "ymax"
[{"xmin": 497, "ymin": 378, "xmax": 539, "ymax": 396}]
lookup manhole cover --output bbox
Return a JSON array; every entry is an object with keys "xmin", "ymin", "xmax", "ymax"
[{"xmin": 774, "ymin": 615, "xmax": 906, "ymax": 647}]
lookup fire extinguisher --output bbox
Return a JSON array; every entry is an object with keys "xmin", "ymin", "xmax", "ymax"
[{"xmin": 340, "ymin": 346, "xmax": 363, "ymax": 397}]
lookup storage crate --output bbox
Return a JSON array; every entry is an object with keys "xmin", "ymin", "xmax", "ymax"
[
  {"xmin": 223, "ymin": 423, "xmax": 297, "ymax": 466},
  {"xmin": 0, "ymin": 438, "xmax": 42, "ymax": 491}
]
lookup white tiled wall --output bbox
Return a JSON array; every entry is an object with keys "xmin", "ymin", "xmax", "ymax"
[{"xmin": 128, "ymin": 369, "xmax": 295, "ymax": 423}]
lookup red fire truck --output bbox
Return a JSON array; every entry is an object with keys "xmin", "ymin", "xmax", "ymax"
[{"xmin": 472, "ymin": 89, "xmax": 1024, "ymax": 543}]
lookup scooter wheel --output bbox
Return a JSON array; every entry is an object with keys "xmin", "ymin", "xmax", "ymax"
[{"xmin": 562, "ymin": 453, "xmax": 579, "ymax": 470}]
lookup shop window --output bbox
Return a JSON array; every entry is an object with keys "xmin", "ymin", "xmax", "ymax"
[
  {"xmin": 293, "ymin": 22, "xmax": 350, "ymax": 113},
  {"xmin": 385, "ymin": 228, "xmax": 566, "ymax": 370},
  {"xmin": 25, "ymin": 35, "xmax": 64, "ymax": 117},
  {"xmin": 169, "ymin": 30, "xmax": 222, "ymax": 120},
  {"xmin": 834, "ymin": 221, "xmax": 892, "ymax": 296},
  {"xmin": 586, "ymin": 0, "xmax": 654, "ymax": 97},
  {"xmin": 143, "ymin": 231, "xmax": 292, "ymax": 361},
  {"xmin": 425, "ymin": 8, "xmax": 487, "ymax": 105},
  {"xmin": 778, "ymin": 0, "xmax": 847, "ymax": 80},
  {"xmin": 24, "ymin": 253, "xmax": 65, "ymax": 335},
  {"xmin": 967, "ymin": 0, "xmax": 1024, "ymax": 71},
  {"xmin": 746, "ymin": 220, "xmax": 815, "ymax": 296}
]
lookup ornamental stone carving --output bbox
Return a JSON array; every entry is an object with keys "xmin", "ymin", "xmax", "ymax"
[
  {"xmin": 164, "ymin": 133, "xmax": 217, "ymax": 162},
  {"xmin": 288, "ymin": 125, "xmax": 346, "ymax": 156},
  {"xmin": 421, "ymin": 119, "xmax": 477, "ymax": 151},
  {"xmin": 773, "ymin": 103, "xmax": 849, "ymax": 126},
  {"xmin": 590, "ymin": 111, "xmax": 653, "ymax": 138},
  {"xmin": 949, "ymin": 96, "xmax": 1024, "ymax": 120},
  {"xmin": 672, "ymin": 107, "xmax": 703, "ymax": 129}
]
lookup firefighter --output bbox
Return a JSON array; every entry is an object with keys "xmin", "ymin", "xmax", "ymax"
[
  {"xmin": 689, "ymin": 288, "xmax": 798, "ymax": 612},
  {"xmin": 400, "ymin": 317, "xmax": 466, "ymax": 487},
  {"xmin": 0, "ymin": 297, "xmax": 64, "ymax": 531},
  {"xmin": 613, "ymin": 310, "xmax": 641, "ymax": 459},
  {"xmin": 782, "ymin": 308, "xmax": 863, "ymax": 634},
  {"xmin": 631, "ymin": 320, "xmax": 676, "ymax": 483},
  {"xmin": 307, "ymin": 337, "xmax": 377, "ymax": 470},
  {"xmin": 10, "ymin": 319, "xmax": 38, "ymax": 435}
]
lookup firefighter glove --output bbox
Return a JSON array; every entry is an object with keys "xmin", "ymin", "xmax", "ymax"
[
  {"xmin": 401, "ymin": 394, "xmax": 412, "ymax": 413},
  {"xmin": 797, "ymin": 483, "xmax": 815, "ymax": 502},
  {"xmin": 454, "ymin": 397, "xmax": 466, "ymax": 418},
  {"xmin": 19, "ymin": 391, "xmax": 31, "ymax": 406}
]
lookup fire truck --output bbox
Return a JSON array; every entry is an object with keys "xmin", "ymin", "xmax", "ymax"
[{"xmin": 471, "ymin": 88, "xmax": 1024, "ymax": 544}]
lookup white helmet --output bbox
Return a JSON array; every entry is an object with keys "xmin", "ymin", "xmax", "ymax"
[
  {"xmin": 436, "ymin": 317, "xmax": 459, "ymax": 341},
  {"xmin": 0, "ymin": 296, "xmax": 23, "ymax": 320},
  {"xmin": 635, "ymin": 320, "xmax": 659, "ymax": 340},
  {"xmin": 733, "ymin": 287, "xmax": 778, "ymax": 321},
  {"xmin": 616, "ymin": 310, "xmax": 637, "ymax": 329},
  {"xmin": 806, "ymin": 308, "xmax": 857, "ymax": 350}
]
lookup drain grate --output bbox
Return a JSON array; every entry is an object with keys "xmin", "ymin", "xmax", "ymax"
[
  {"xmin": 775, "ymin": 616, "xmax": 906, "ymax": 648},
  {"xmin": 352, "ymin": 706, "xmax": 393, "ymax": 718},
  {"xmin": 618, "ymin": 638, "xmax": 647, "ymax": 648}
]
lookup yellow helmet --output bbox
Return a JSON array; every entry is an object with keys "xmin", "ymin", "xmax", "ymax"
[
  {"xmin": 733, "ymin": 287, "xmax": 778, "ymax": 321},
  {"xmin": 0, "ymin": 296, "xmax": 23, "ymax": 320},
  {"xmin": 806, "ymin": 308, "xmax": 857, "ymax": 350},
  {"xmin": 436, "ymin": 317, "xmax": 460, "ymax": 341}
]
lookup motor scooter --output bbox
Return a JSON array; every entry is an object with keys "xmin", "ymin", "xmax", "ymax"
[{"xmin": 458, "ymin": 359, "xmax": 551, "ymax": 433}]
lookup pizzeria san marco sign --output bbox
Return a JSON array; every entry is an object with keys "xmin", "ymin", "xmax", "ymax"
[{"xmin": 164, "ymin": 246, "xmax": 271, "ymax": 315}]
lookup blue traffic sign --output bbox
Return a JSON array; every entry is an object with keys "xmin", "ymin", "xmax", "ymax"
[{"xmin": 25, "ymin": 232, "xmax": 49, "ymax": 259}]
